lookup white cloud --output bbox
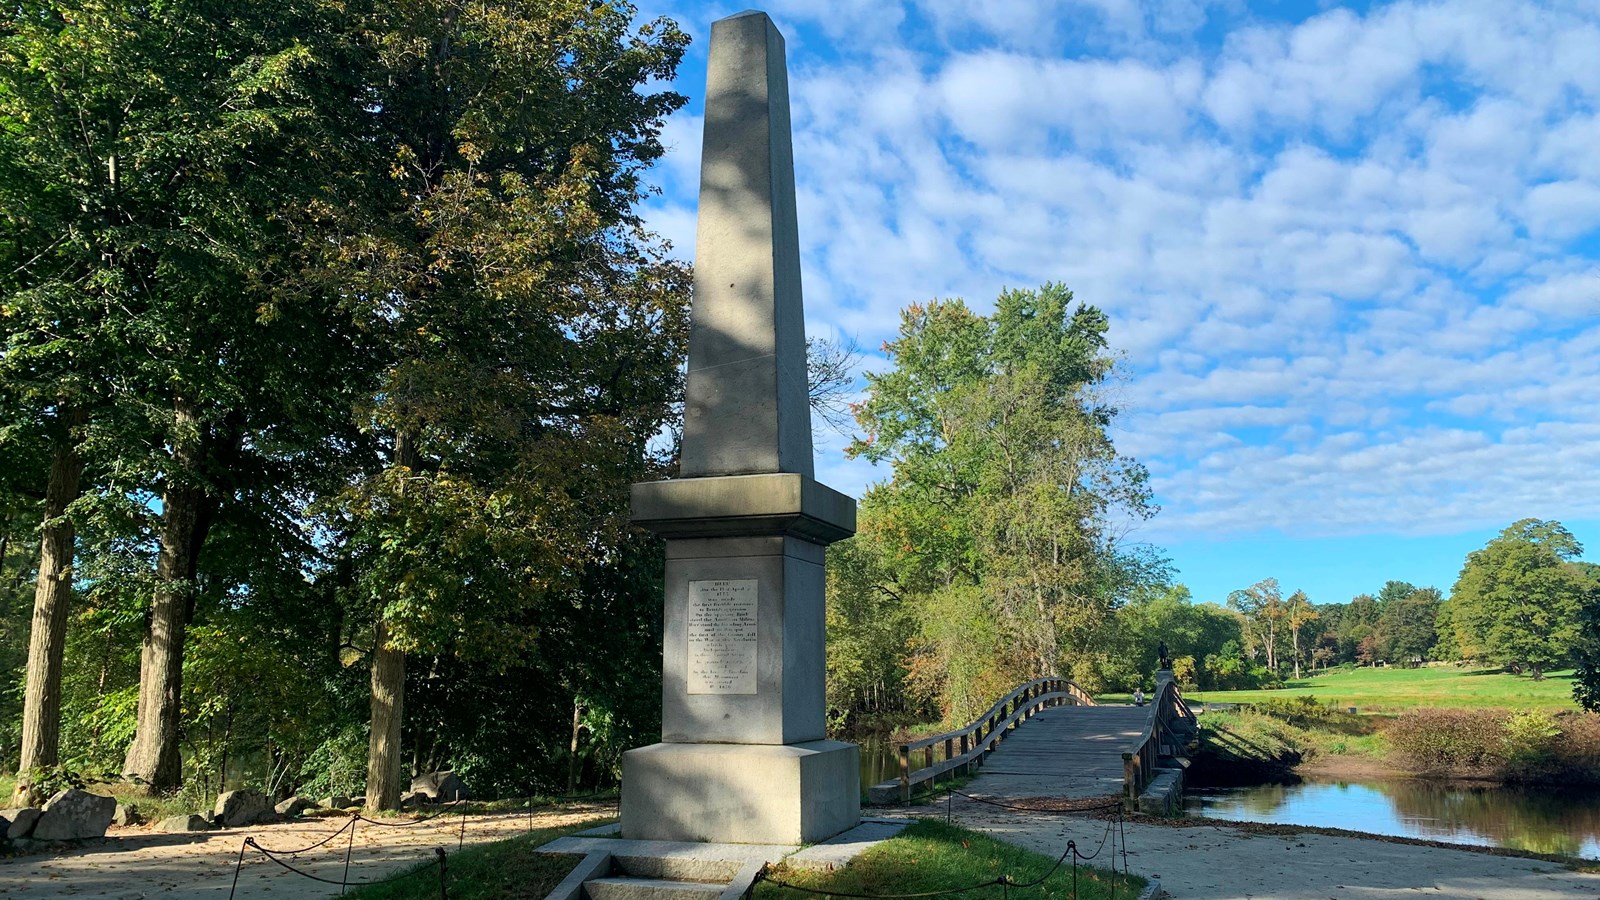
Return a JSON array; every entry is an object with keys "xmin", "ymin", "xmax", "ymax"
[{"xmin": 641, "ymin": 0, "xmax": 1600, "ymax": 540}]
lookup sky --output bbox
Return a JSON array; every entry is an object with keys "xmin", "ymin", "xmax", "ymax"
[{"xmin": 628, "ymin": 0, "xmax": 1600, "ymax": 607}]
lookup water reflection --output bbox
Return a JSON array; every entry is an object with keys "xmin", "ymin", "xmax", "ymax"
[
  {"xmin": 1186, "ymin": 777, "xmax": 1600, "ymax": 859},
  {"xmin": 859, "ymin": 736, "xmax": 900, "ymax": 791}
]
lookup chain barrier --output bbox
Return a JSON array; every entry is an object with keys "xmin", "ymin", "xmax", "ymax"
[
  {"xmin": 221, "ymin": 788, "xmax": 609, "ymax": 898},
  {"xmin": 227, "ymin": 834, "xmax": 450, "ymax": 898},
  {"xmin": 226, "ymin": 803, "xmax": 472, "ymax": 899}
]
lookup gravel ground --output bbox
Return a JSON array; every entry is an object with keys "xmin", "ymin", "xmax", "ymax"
[{"xmin": 0, "ymin": 804, "xmax": 612, "ymax": 899}]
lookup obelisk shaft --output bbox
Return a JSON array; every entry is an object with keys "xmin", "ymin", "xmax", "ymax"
[{"xmin": 680, "ymin": 10, "xmax": 812, "ymax": 479}]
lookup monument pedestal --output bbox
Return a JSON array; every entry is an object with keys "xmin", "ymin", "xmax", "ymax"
[{"xmin": 621, "ymin": 740, "xmax": 859, "ymax": 844}]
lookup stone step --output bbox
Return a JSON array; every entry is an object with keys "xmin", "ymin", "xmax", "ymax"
[{"xmin": 583, "ymin": 876, "xmax": 728, "ymax": 900}]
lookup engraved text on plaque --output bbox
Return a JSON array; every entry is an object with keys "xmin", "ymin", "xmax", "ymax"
[{"xmin": 687, "ymin": 579, "xmax": 758, "ymax": 694}]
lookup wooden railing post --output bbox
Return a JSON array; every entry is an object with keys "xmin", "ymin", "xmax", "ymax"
[{"xmin": 900, "ymin": 745, "xmax": 910, "ymax": 803}]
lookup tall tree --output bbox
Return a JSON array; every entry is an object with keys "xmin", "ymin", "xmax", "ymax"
[
  {"xmin": 1375, "ymin": 586, "xmax": 1442, "ymax": 663},
  {"xmin": 843, "ymin": 286, "xmax": 1160, "ymax": 715},
  {"xmin": 1575, "ymin": 570, "xmax": 1600, "ymax": 712},
  {"xmin": 1443, "ymin": 519, "xmax": 1597, "ymax": 679},
  {"xmin": 2, "ymin": 0, "xmax": 378, "ymax": 793},
  {"xmin": 332, "ymin": 0, "xmax": 689, "ymax": 811},
  {"xmin": 1284, "ymin": 589, "xmax": 1317, "ymax": 679},
  {"xmin": 1228, "ymin": 578, "xmax": 1287, "ymax": 673}
]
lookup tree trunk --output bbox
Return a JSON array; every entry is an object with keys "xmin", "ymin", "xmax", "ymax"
[
  {"xmin": 366, "ymin": 618, "xmax": 406, "ymax": 812},
  {"xmin": 365, "ymin": 428, "xmax": 421, "ymax": 813},
  {"xmin": 567, "ymin": 698, "xmax": 583, "ymax": 795},
  {"xmin": 123, "ymin": 401, "xmax": 213, "ymax": 794},
  {"xmin": 13, "ymin": 418, "xmax": 86, "ymax": 806}
]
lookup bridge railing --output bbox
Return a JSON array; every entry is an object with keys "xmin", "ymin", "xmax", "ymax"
[
  {"xmin": 892, "ymin": 676, "xmax": 1096, "ymax": 802},
  {"xmin": 1120, "ymin": 670, "xmax": 1197, "ymax": 807}
]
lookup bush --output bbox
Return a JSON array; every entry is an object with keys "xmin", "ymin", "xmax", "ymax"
[
  {"xmin": 1546, "ymin": 712, "xmax": 1600, "ymax": 783},
  {"xmin": 1386, "ymin": 708, "xmax": 1510, "ymax": 773}
]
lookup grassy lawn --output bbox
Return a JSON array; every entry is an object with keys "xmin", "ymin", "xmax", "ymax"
[
  {"xmin": 758, "ymin": 820, "xmax": 1143, "ymax": 900},
  {"xmin": 344, "ymin": 818, "xmax": 606, "ymax": 900},
  {"xmin": 1181, "ymin": 665, "xmax": 1580, "ymax": 712}
]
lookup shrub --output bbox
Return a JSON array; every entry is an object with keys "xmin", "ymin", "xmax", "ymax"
[
  {"xmin": 1385, "ymin": 708, "xmax": 1510, "ymax": 773},
  {"xmin": 1547, "ymin": 711, "xmax": 1600, "ymax": 784},
  {"xmin": 1500, "ymin": 710, "xmax": 1560, "ymax": 775}
]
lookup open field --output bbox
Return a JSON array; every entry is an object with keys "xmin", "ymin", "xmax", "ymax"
[{"xmin": 1182, "ymin": 665, "xmax": 1581, "ymax": 712}]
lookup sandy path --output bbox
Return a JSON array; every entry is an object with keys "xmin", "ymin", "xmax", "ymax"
[
  {"xmin": 0, "ymin": 804, "xmax": 612, "ymax": 899},
  {"xmin": 913, "ymin": 796, "xmax": 1600, "ymax": 900}
]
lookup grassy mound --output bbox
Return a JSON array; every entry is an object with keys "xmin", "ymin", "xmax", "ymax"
[{"xmin": 758, "ymin": 820, "xmax": 1143, "ymax": 900}]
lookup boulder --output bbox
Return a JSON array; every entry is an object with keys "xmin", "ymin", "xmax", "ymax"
[
  {"xmin": 320, "ymin": 795, "xmax": 353, "ymax": 810},
  {"xmin": 214, "ymin": 790, "xmax": 270, "ymax": 828},
  {"xmin": 409, "ymin": 771, "xmax": 467, "ymax": 802},
  {"xmin": 154, "ymin": 814, "xmax": 214, "ymax": 833},
  {"xmin": 252, "ymin": 810, "xmax": 285, "ymax": 826},
  {"xmin": 3, "ymin": 807, "xmax": 42, "ymax": 839},
  {"xmin": 274, "ymin": 796, "xmax": 315, "ymax": 817},
  {"xmin": 32, "ymin": 789, "xmax": 115, "ymax": 841},
  {"xmin": 113, "ymin": 803, "xmax": 144, "ymax": 827}
]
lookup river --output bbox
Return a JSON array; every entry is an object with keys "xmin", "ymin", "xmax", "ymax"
[{"xmin": 1186, "ymin": 776, "xmax": 1600, "ymax": 859}]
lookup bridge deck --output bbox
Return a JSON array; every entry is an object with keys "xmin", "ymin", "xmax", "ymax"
[{"xmin": 962, "ymin": 704, "xmax": 1151, "ymax": 801}]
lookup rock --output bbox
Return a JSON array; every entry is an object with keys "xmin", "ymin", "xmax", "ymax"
[
  {"xmin": 214, "ymin": 789, "xmax": 270, "ymax": 828},
  {"xmin": 400, "ymin": 791, "xmax": 429, "ymax": 807},
  {"xmin": 32, "ymin": 789, "xmax": 115, "ymax": 841},
  {"xmin": 112, "ymin": 803, "xmax": 144, "ymax": 827},
  {"xmin": 3, "ymin": 807, "xmax": 41, "ymax": 840},
  {"xmin": 252, "ymin": 810, "xmax": 285, "ymax": 826},
  {"xmin": 154, "ymin": 814, "xmax": 214, "ymax": 833},
  {"xmin": 409, "ymin": 771, "xmax": 467, "ymax": 802},
  {"xmin": 320, "ymin": 795, "xmax": 353, "ymax": 810},
  {"xmin": 274, "ymin": 796, "xmax": 315, "ymax": 817}
]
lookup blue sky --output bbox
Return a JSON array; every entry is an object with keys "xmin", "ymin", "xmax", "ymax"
[{"xmin": 631, "ymin": 0, "xmax": 1600, "ymax": 607}]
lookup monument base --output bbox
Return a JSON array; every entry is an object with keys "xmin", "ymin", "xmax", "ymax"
[{"xmin": 620, "ymin": 740, "xmax": 860, "ymax": 844}]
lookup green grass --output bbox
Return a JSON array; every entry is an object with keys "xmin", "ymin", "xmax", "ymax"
[
  {"xmin": 344, "ymin": 818, "xmax": 606, "ymax": 899},
  {"xmin": 758, "ymin": 820, "xmax": 1143, "ymax": 900},
  {"xmin": 1184, "ymin": 665, "xmax": 1580, "ymax": 712}
]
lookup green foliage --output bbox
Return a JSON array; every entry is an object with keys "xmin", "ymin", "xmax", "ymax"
[
  {"xmin": 0, "ymin": 0, "xmax": 690, "ymax": 801},
  {"xmin": 1442, "ymin": 519, "xmax": 1599, "ymax": 677},
  {"xmin": 1574, "ymin": 572, "xmax": 1600, "ymax": 713},
  {"xmin": 831, "ymin": 286, "xmax": 1161, "ymax": 721},
  {"xmin": 1088, "ymin": 585, "xmax": 1247, "ymax": 691}
]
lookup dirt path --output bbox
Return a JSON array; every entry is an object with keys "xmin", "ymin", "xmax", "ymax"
[
  {"xmin": 0, "ymin": 804, "xmax": 612, "ymax": 899},
  {"xmin": 912, "ymin": 796, "xmax": 1600, "ymax": 899}
]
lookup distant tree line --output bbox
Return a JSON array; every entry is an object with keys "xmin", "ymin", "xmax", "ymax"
[{"xmin": 826, "ymin": 507, "xmax": 1600, "ymax": 724}]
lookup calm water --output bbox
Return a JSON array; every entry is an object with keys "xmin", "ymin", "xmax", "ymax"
[
  {"xmin": 859, "ymin": 736, "xmax": 901, "ymax": 791},
  {"xmin": 1186, "ymin": 777, "xmax": 1600, "ymax": 859}
]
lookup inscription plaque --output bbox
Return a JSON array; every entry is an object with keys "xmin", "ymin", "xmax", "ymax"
[{"xmin": 687, "ymin": 579, "xmax": 758, "ymax": 694}]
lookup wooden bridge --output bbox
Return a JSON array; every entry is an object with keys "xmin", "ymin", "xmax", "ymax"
[{"xmin": 869, "ymin": 672, "xmax": 1198, "ymax": 808}]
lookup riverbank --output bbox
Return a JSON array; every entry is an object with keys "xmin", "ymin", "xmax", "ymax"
[
  {"xmin": 919, "ymin": 795, "xmax": 1600, "ymax": 899},
  {"xmin": 1191, "ymin": 697, "xmax": 1600, "ymax": 787}
]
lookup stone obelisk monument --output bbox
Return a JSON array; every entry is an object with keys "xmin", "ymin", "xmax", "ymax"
[{"xmin": 621, "ymin": 10, "xmax": 860, "ymax": 845}]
